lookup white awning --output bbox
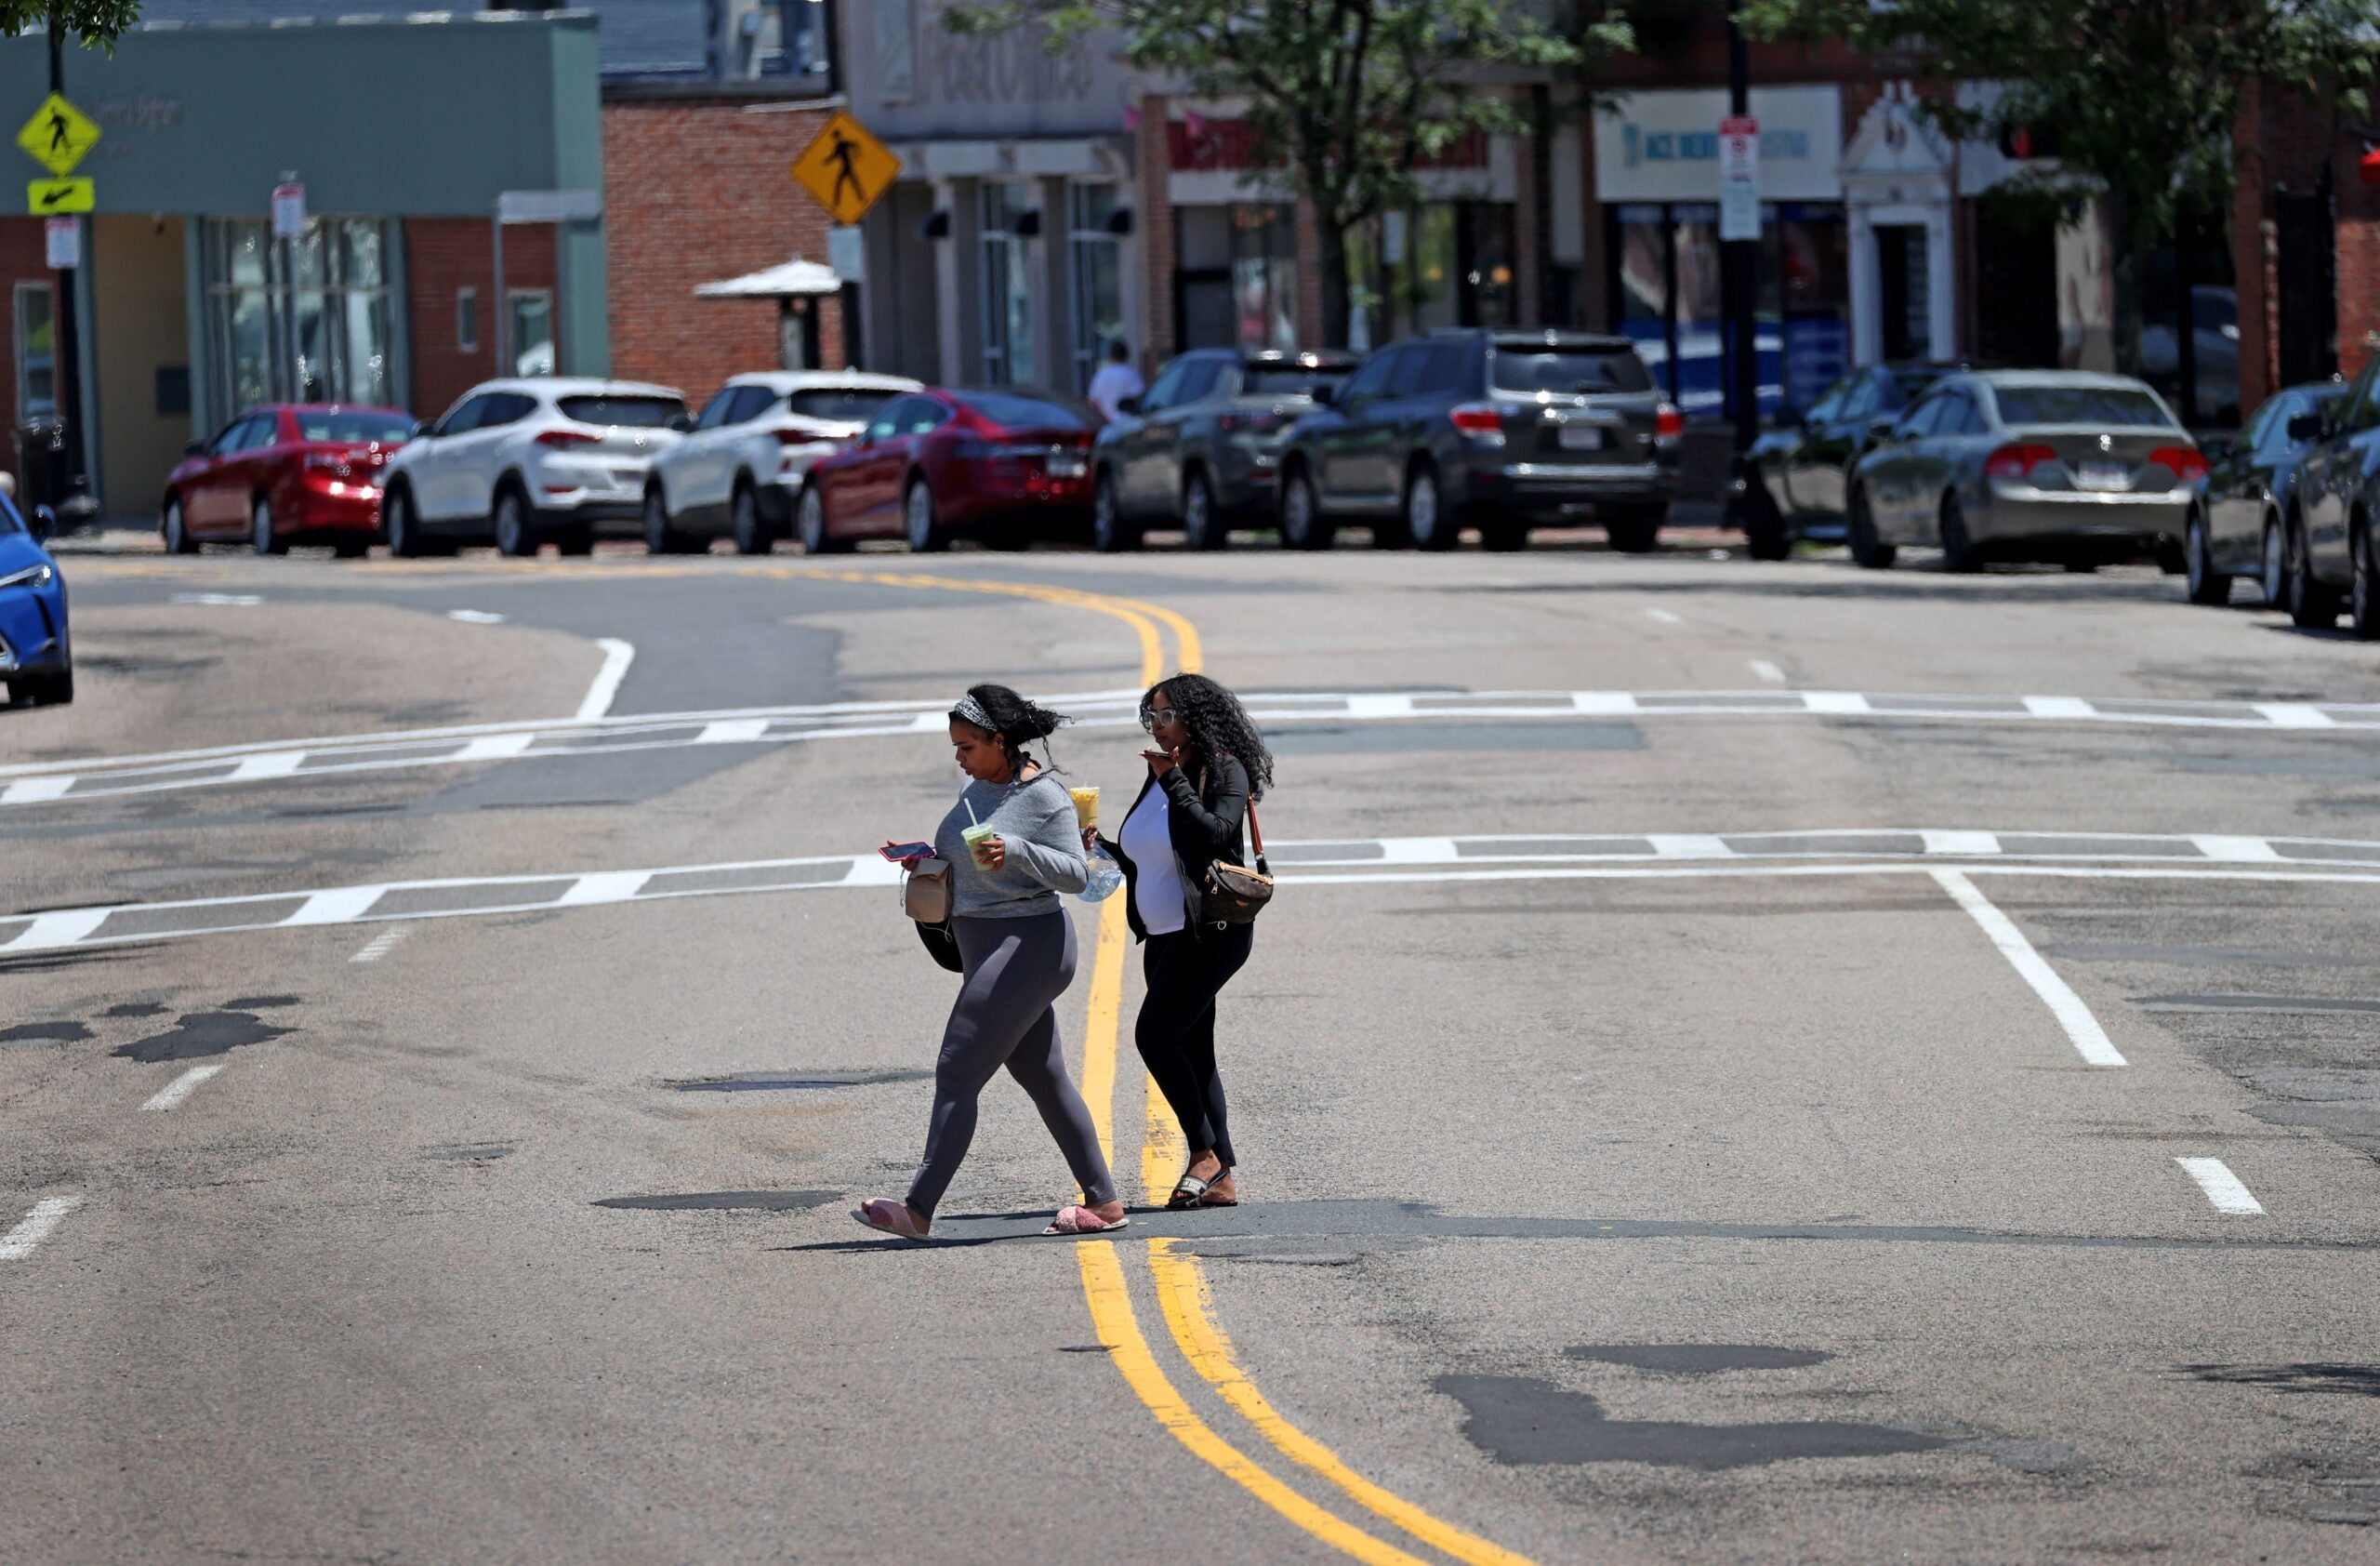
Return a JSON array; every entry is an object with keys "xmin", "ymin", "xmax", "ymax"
[{"xmin": 694, "ymin": 258, "xmax": 842, "ymax": 299}]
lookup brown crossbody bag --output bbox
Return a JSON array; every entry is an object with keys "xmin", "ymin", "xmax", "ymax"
[{"xmin": 1200, "ymin": 797, "xmax": 1273, "ymax": 923}]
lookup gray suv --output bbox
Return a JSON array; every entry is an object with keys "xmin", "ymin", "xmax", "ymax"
[
  {"xmin": 1091, "ymin": 349, "xmax": 1355, "ymax": 551},
  {"xmin": 1275, "ymin": 330, "xmax": 1679, "ymax": 552}
]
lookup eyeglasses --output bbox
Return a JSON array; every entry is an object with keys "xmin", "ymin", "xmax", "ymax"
[{"xmin": 1141, "ymin": 710, "xmax": 1177, "ymax": 732}]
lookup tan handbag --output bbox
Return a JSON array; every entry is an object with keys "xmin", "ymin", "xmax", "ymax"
[
  {"xmin": 1199, "ymin": 800, "xmax": 1273, "ymax": 924},
  {"xmin": 903, "ymin": 857, "xmax": 953, "ymax": 922}
]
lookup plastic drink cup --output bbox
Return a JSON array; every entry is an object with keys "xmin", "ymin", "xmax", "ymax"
[
  {"xmin": 1069, "ymin": 786, "xmax": 1100, "ymax": 829},
  {"xmin": 961, "ymin": 822, "xmax": 999, "ymax": 868}
]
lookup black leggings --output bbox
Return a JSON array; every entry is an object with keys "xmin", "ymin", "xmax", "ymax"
[{"xmin": 1136, "ymin": 923, "xmax": 1254, "ymax": 1170}]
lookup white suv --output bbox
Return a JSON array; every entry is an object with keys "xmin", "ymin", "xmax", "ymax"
[
  {"xmin": 379, "ymin": 378, "xmax": 691, "ymax": 558},
  {"xmin": 641, "ymin": 370, "xmax": 919, "ymax": 554}
]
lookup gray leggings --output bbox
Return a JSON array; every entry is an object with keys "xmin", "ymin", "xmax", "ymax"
[{"xmin": 906, "ymin": 911, "xmax": 1118, "ymax": 1217}]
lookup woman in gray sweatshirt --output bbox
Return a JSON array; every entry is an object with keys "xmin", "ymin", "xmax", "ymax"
[{"xmin": 855, "ymin": 684, "xmax": 1126, "ymax": 1241}]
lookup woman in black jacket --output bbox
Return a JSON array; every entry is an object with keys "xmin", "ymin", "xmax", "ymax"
[{"xmin": 1089, "ymin": 672, "xmax": 1273, "ymax": 1209}]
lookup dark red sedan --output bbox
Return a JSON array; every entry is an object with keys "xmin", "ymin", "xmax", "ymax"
[
  {"xmin": 161, "ymin": 404, "xmax": 416, "ymax": 556},
  {"xmin": 791, "ymin": 387, "xmax": 1100, "ymax": 552}
]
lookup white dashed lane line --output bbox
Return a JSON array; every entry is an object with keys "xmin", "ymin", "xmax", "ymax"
[
  {"xmin": 2176, "ymin": 1158, "xmax": 2266, "ymax": 1214},
  {"xmin": 446, "ymin": 609, "xmax": 507, "ymax": 625},
  {"xmin": 0, "ymin": 1196, "xmax": 79, "ymax": 1260},
  {"xmin": 140, "ymin": 1063, "xmax": 225, "ymax": 1112},
  {"xmin": 1644, "ymin": 608, "xmax": 1683, "ymax": 624},
  {"xmin": 167, "ymin": 592, "xmax": 262, "ymax": 606},
  {"xmin": 1749, "ymin": 659, "xmax": 1785, "ymax": 683},
  {"xmin": 350, "ymin": 926, "xmax": 411, "ymax": 962},
  {"xmin": 15, "ymin": 687, "xmax": 2380, "ymax": 810}
]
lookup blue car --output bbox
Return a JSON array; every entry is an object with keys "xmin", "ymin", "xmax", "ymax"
[{"xmin": 0, "ymin": 498, "xmax": 71, "ymax": 707}]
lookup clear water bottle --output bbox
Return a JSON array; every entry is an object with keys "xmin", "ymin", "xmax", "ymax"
[{"xmin": 1079, "ymin": 843, "xmax": 1124, "ymax": 902}]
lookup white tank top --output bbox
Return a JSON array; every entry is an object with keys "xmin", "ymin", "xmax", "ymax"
[{"xmin": 1120, "ymin": 784, "xmax": 1188, "ymax": 936}]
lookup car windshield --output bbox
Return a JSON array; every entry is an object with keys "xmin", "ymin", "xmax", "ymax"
[
  {"xmin": 1992, "ymin": 385, "xmax": 2176, "ymax": 428},
  {"xmin": 1244, "ymin": 366, "xmax": 1353, "ymax": 397},
  {"xmin": 787, "ymin": 389, "xmax": 901, "ymax": 423},
  {"xmin": 952, "ymin": 390, "xmax": 1094, "ymax": 429},
  {"xmin": 557, "ymin": 395, "xmax": 687, "ymax": 428},
  {"xmin": 1492, "ymin": 349, "xmax": 1651, "ymax": 394},
  {"xmin": 297, "ymin": 411, "xmax": 413, "ymax": 445}
]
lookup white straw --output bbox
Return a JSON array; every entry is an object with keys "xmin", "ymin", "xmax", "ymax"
[{"xmin": 964, "ymin": 792, "xmax": 979, "ymax": 826}]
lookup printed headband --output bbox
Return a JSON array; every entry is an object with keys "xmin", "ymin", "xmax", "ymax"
[{"xmin": 951, "ymin": 693, "xmax": 994, "ymax": 730}]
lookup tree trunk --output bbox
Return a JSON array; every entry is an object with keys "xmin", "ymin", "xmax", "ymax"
[
  {"xmin": 1316, "ymin": 217, "xmax": 1352, "ymax": 351},
  {"xmin": 2107, "ymin": 189, "xmax": 2148, "ymax": 381}
]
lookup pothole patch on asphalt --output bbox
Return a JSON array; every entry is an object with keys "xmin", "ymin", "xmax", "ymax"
[
  {"xmin": 423, "ymin": 1143, "xmax": 516, "ymax": 1162},
  {"xmin": 222, "ymin": 994, "xmax": 301, "ymax": 1010},
  {"xmin": 594, "ymin": 1189, "xmax": 843, "ymax": 1212},
  {"xmin": 1434, "ymin": 1373, "xmax": 1950, "ymax": 1469},
  {"xmin": 2183, "ymin": 1362, "xmax": 2380, "ymax": 1398},
  {"xmin": 101, "ymin": 1002, "xmax": 169, "ymax": 1017},
  {"xmin": 1564, "ymin": 1344, "xmax": 1834, "ymax": 1374},
  {"xmin": 112, "ymin": 1010, "xmax": 294, "ymax": 1063},
  {"xmin": 0, "ymin": 1020, "xmax": 93, "ymax": 1045},
  {"xmin": 665, "ymin": 1068, "xmax": 932, "ymax": 1093}
]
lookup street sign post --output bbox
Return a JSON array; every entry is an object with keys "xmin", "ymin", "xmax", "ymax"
[
  {"xmin": 16, "ymin": 92, "xmax": 97, "ymax": 179},
  {"xmin": 790, "ymin": 111, "xmax": 901, "ymax": 227},
  {"xmin": 1718, "ymin": 114, "xmax": 1760, "ymax": 243},
  {"xmin": 27, "ymin": 176, "xmax": 91, "ymax": 215}
]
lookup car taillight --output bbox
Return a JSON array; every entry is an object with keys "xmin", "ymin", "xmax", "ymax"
[
  {"xmin": 1448, "ymin": 404, "xmax": 1504, "ymax": 440},
  {"xmin": 776, "ymin": 428, "xmax": 832, "ymax": 445},
  {"xmin": 2151, "ymin": 445, "xmax": 2208, "ymax": 483},
  {"xmin": 535, "ymin": 428, "xmax": 602, "ymax": 449},
  {"xmin": 1985, "ymin": 443, "xmax": 2059, "ymax": 480},
  {"xmin": 1654, "ymin": 403, "xmax": 1685, "ymax": 443}
]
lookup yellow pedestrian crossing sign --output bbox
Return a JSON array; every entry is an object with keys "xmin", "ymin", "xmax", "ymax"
[
  {"xmin": 18, "ymin": 93, "xmax": 99, "ymax": 179},
  {"xmin": 27, "ymin": 177, "xmax": 93, "ymax": 215},
  {"xmin": 790, "ymin": 111, "xmax": 900, "ymax": 227}
]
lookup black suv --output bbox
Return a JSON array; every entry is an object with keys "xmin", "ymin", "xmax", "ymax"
[
  {"xmin": 1274, "ymin": 330, "xmax": 1678, "ymax": 551},
  {"xmin": 1091, "ymin": 349, "xmax": 1355, "ymax": 551}
]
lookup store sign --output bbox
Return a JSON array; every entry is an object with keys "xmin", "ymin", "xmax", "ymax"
[
  {"xmin": 1717, "ymin": 113, "xmax": 1759, "ymax": 241},
  {"xmin": 1594, "ymin": 86, "xmax": 1842, "ymax": 203},
  {"xmin": 271, "ymin": 181, "xmax": 305, "ymax": 238},
  {"xmin": 43, "ymin": 215, "xmax": 77, "ymax": 269}
]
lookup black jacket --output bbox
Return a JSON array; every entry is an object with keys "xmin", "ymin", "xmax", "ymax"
[{"xmin": 1098, "ymin": 755, "xmax": 1250, "ymax": 941}]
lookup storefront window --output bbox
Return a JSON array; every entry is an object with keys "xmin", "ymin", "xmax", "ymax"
[
  {"xmin": 1230, "ymin": 205, "xmax": 1298, "ymax": 352},
  {"xmin": 15, "ymin": 282, "xmax": 53, "ymax": 418},
  {"xmin": 204, "ymin": 217, "xmax": 391, "ymax": 413},
  {"xmin": 1067, "ymin": 183, "xmax": 1124, "ymax": 393},
  {"xmin": 509, "ymin": 291, "xmax": 554, "ymax": 377},
  {"xmin": 1384, "ymin": 204, "xmax": 1519, "ymax": 338},
  {"xmin": 979, "ymin": 183, "xmax": 1035, "ymax": 385}
]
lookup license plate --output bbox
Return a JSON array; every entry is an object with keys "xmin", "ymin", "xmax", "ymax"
[
  {"xmin": 2075, "ymin": 460, "xmax": 2130, "ymax": 491},
  {"xmin": 1047, "ymin": 453, "xmax": 1087, "ymax": 478},
  {"xmin": 1557, "ymin": 423, "xmax": 1606, "ymax": 451}
]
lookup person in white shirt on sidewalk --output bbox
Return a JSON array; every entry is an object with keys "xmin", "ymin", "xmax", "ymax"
[{"xmin": 1086, "ymin": 339, "xmax": 1146, "ymax": 421}]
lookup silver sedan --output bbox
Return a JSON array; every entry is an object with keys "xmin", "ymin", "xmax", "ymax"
[{"xmin": 1845, "ymin": 371, "xmax": 2202, "ymax": 572}]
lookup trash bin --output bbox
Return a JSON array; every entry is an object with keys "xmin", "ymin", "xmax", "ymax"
[{"xmin": 15, "ymin": 418, "xmax": 64, "ymax": 518}]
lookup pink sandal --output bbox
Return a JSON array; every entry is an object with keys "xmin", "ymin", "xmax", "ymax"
[
  {"xmin": 853, "ymin": 1197, "xmax": 932, "ymax": 1242},
  {"xmin": 1043, "ymin": 1205, "xmax": 1131, "ymax": 1236}
]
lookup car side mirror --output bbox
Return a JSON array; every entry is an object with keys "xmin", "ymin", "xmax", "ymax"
[
  {"xmin": 1311, "ymin": 384, "xmax": 1337, "ymax": 408},
  {"xmin": 2288, "ymin": 411, "xmax": 2325, "ymax": 443},
  {"xmin": 182, "ymin": 437, "xmax": 206, "ymax": 458},
  {"xmin": 29, "ymin": 504, "xmax": 57, "ymax": 542},
  {"xmin": 1117, "ymin": 395, "xmax": 1143, "ymax": 417},
  {"xmin": 412, "ymin": 420, "xmax": 432, "ymax": 440},
  {"xmin": 1778, "ymin": 405, "xmax": 1805, "ymax": 430},
  {"xmin": 670, "ymin": 414, "xmax": 694, "ymax": 433}
]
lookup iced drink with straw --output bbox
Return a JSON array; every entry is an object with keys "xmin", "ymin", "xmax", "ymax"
[{"xmin": 1069, "ymin": 786, "xmax": 1100, "ymax": 830}]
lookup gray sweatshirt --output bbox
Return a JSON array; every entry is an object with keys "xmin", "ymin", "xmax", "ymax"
[{"xmin": 934, "ymin": 770, "xmax": 1089, "ymax": 918}]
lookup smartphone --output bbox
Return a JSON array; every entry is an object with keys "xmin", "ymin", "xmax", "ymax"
[{"xmin": 879, "ymin": 842, "xmax": 934, "ymax": 862}]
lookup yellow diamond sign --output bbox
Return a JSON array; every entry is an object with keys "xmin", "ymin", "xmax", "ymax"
[
  {"xmin": 790, "ymin": 111, "xmax": 900, "ymax": 227},
  {"xmin": 18, "ymin": 93, "xmax": 99, "ymax": 179}
]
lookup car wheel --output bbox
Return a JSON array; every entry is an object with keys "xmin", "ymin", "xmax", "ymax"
[
  {"xmin": 163, "ymin": 496, "xmax": 195, "ymax": 555},
  {"xmin": 1606, "ymin": 505, "xmax": 1665, "ymax": 554},
  {"xmin": 2186, "ymin": 508, "xmax": 2230, "ymax": 605},
  {"xmin": 731, "ymin": 481, "xmax": 771, "ymax": 556},
  {"xmin": 2261, "ymin": 513, "xmax": 2287, "ymax": 607},
  {"xmin": 905, "ymin": 479, "xmax": 947, "ymax": 552},
  {"xmin": 2354, "ymin": 514, "xmax": 2380, "ymax": 641},
  {"xmin": 494, "ymin": 486, "xmax": 537, "ymax": 559},
  {"xmin": 642, "ymin": 485, "xmax": 691, "ymax": 555},
  {"xmin": 251, "ymin": 497, "xmax": 286, "ymax": 557},
  {"xmin": 384, "ymin": 484, "xmax": 422, "ymax": 559},
  {"xmin": 1846, "ymin": 487, "xmax": 1897, "ymax": 570},
  {"xmin": 1937, "ymin": 493, "xmax": 1981, "ymax": 574},
  {"xmin": 2287, "ymin": 513, "xmax": 2340, "ymax": 629},
  {"xmin": 1181, "ymin": 467, "xmax": 1224, "ymax": 552},
  {"xmin": 1277, "ymin": 464, "xmax": 1333, "ymax": 551},
  {"xmin": 1405, "ymin": 462, "xmax": 1455, "ymax": 552},
  {"xmin": 1091, "ymin": 470, "xmax": 1138, "ymax": 553}
]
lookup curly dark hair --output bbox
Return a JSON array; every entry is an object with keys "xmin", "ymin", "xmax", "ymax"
[
  {"xmin": 1142, "ymin": 672, "xmax": 1273, "ymax": 801},
  {"xmin": 953, "ymin": 683, "xmax": 1072, "ymax": 768}
]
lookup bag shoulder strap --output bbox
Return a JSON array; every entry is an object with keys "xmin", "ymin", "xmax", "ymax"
[{"xmin": 1246, "ymin": 797, "xmax": 1264, "ymax": 858}]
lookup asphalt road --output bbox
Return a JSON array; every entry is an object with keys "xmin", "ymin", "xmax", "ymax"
[{"xmin": 6, "ymin": 531, "xmax": 2379, "ymax": 1564}]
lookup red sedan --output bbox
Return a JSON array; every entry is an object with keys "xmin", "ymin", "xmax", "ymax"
[
  {"xmin": 792, "ymin": 387, "xmax": 1100, "ymax": 552},
  {"xmin": 162, "ymin": 404, "xmax": 416, "ymax": 556}
]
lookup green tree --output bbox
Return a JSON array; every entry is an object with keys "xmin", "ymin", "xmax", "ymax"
[
  {"xmin": 945, "ymin": 1, "xmax": 1625, "ymax": 346},
  {"xmin": 1740, "ymin": 0, "xmax": 2380, "ymax": 381},
  {"xmin": 3, "ymin": 1, "xmax": 143, "ymax": 48}
]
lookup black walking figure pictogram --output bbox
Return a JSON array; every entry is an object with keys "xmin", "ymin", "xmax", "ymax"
[
  {"xmin": 827, "ymin": 126, "xmax": 865, "ymax": 209},
  {"xmin": 46, "ymin": 107, "xmax": 70, "ymax": 156}
]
